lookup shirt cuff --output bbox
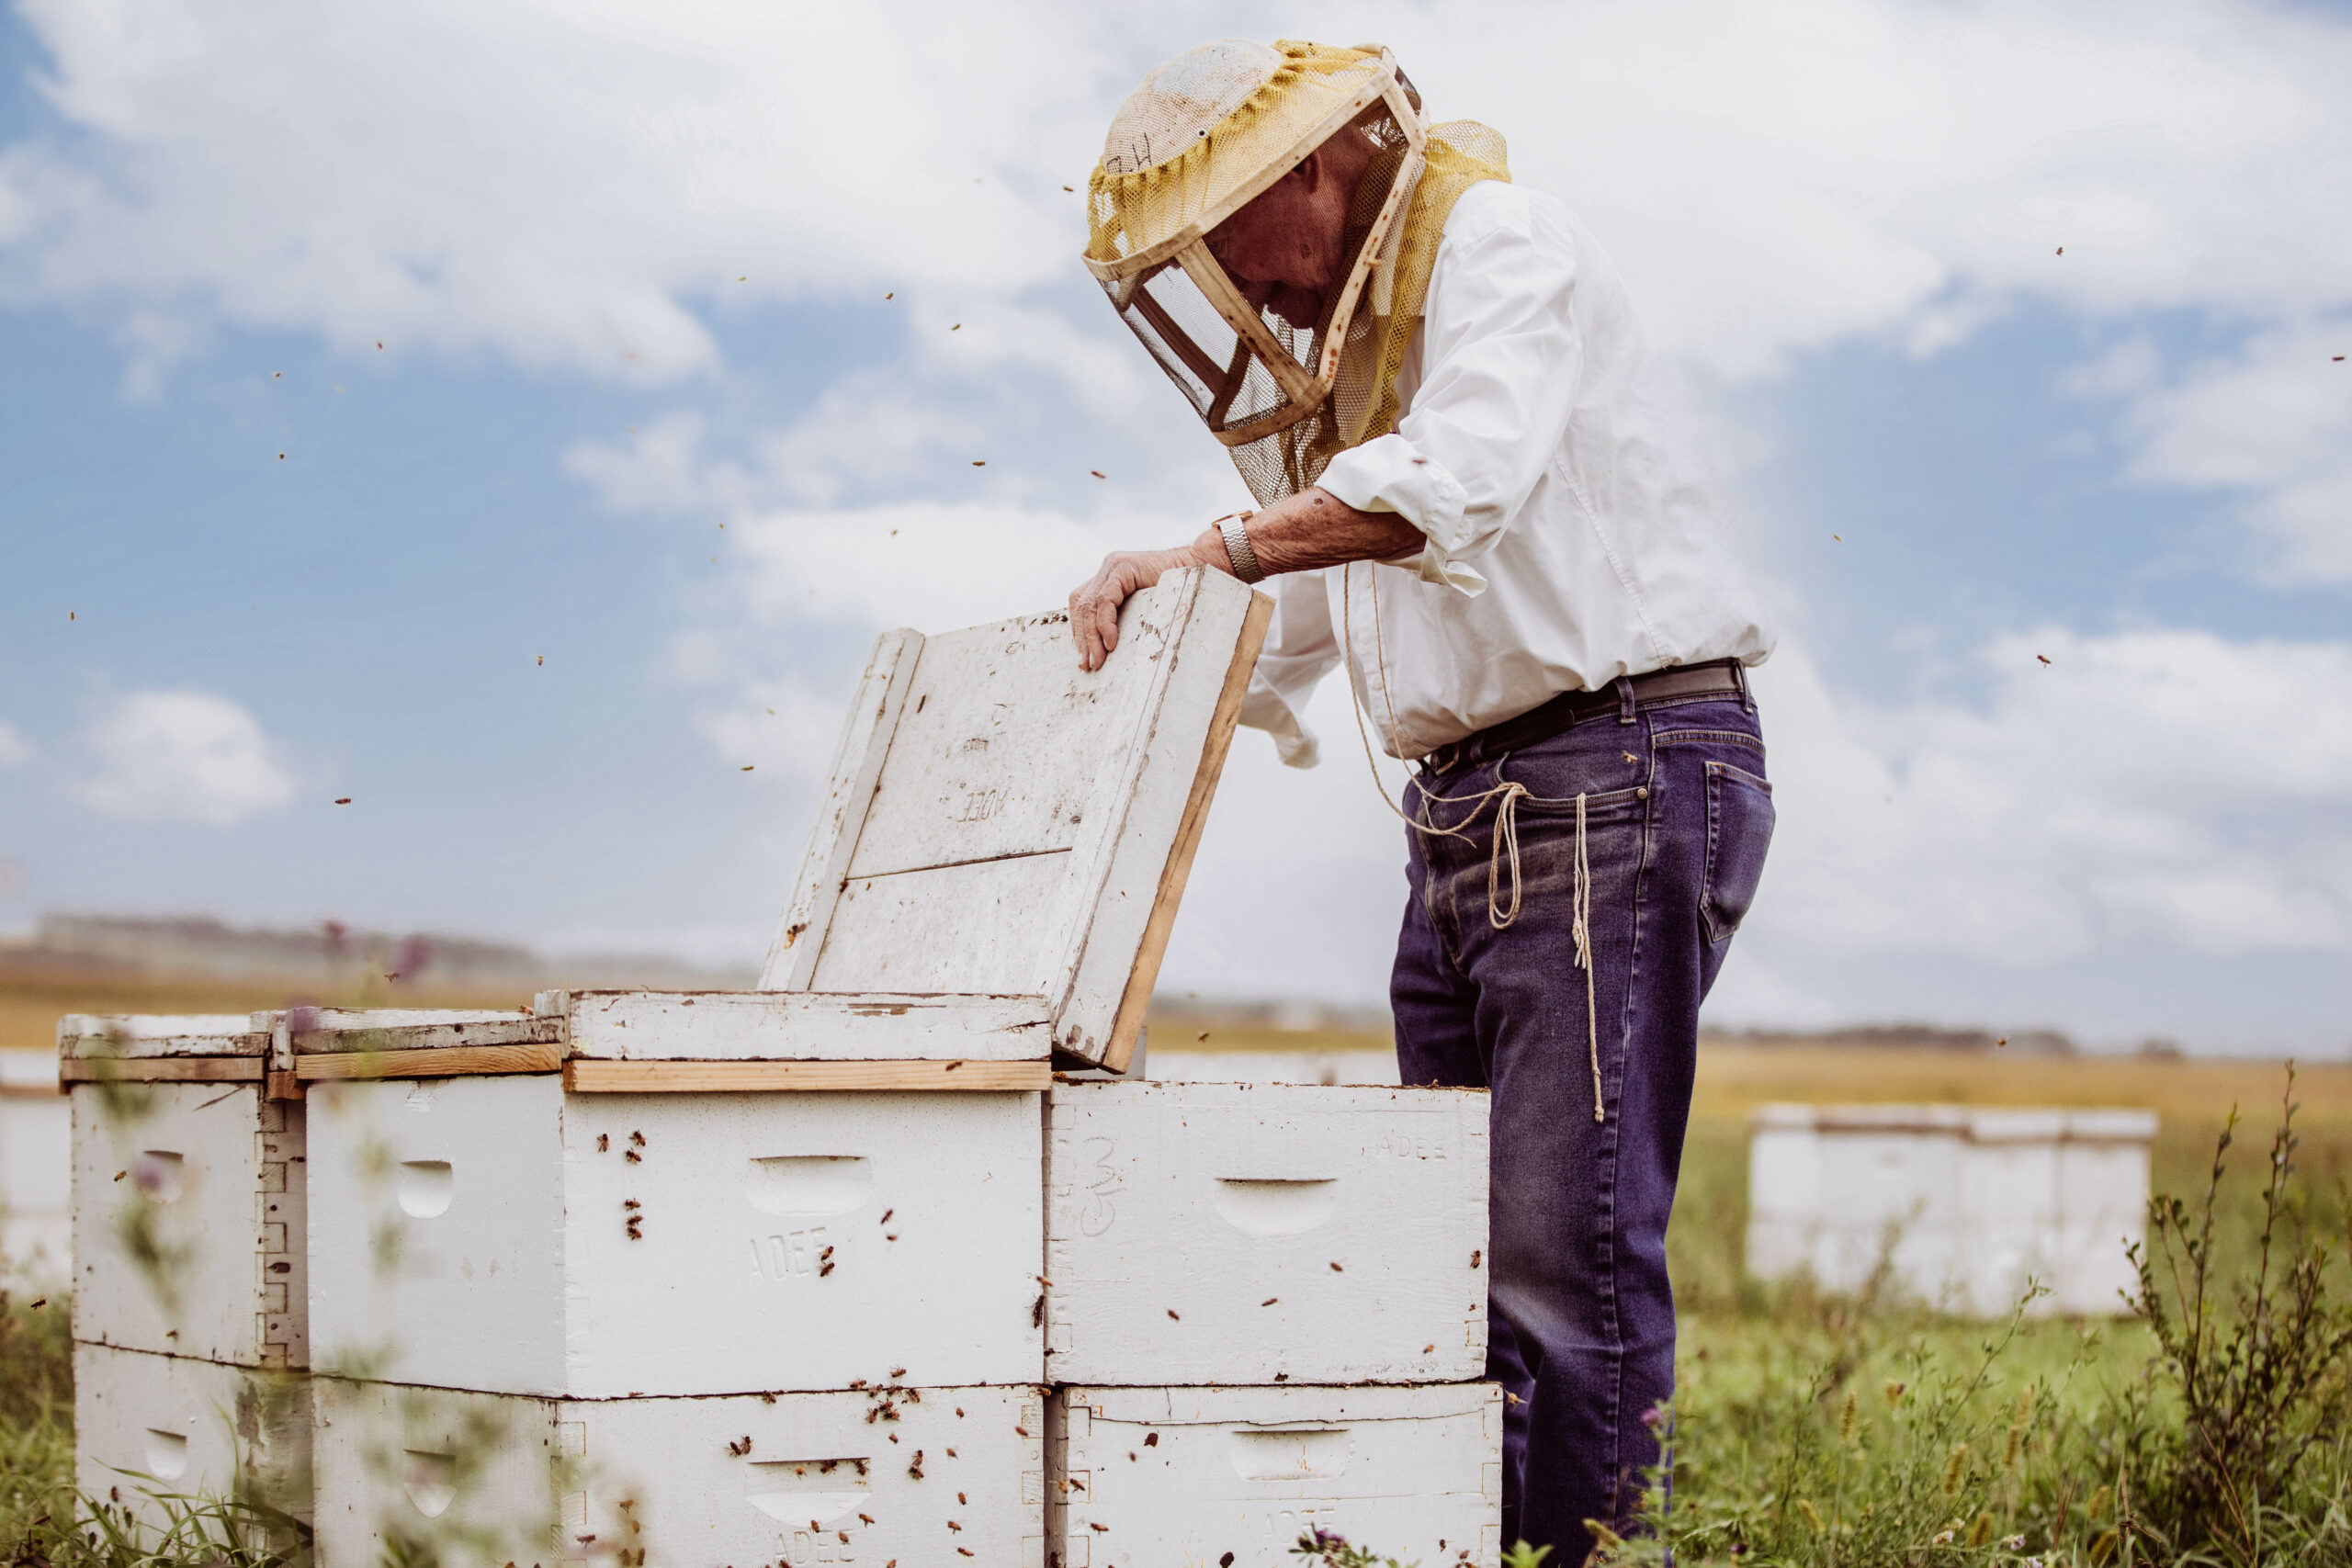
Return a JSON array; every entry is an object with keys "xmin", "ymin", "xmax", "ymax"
[
  {"xmin": 1238, "ymin": 682, "xmax": 1322, "ymax": 769},
  {"xmin": 1319, "ymin": 434, "xmax": 1486, "ymax": 596}
]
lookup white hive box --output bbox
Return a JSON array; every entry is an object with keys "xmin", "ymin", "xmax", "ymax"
[
  {"xmin": 756, "ymin": 568, "xmax": 1272, "ymax": 1072},
  {"xmin": 2047, "ymin": 1109, "xmax": 2157, "ymax": 1315},
  {"xmin": 306, "ymin": 1072, "xmax": 1043, "ymax": 1396},
  {"xmin": 61, "ymin": 1016, "xmax": 307, "ymax": 1366},
  {"xmin": 74, "ymin": 1341, "xmax": 311, "ymax": 1536},
  {"xmin": 1046, "ymin": 1082, "xmax": 1487, "ymax": 1386},
  {"xmin": 1744, "ymin": 1103, "xmax": 2154, "ymax": 1317},
  {"xmin": 1740, "ymin": 1101, "xmax": 1824, "ymax": 1284},
  {"xmin": 313, "ymin": 1377, "xmax": 1043, "ymax": 1568},
  {"xmin": 1046, "ymin": 1383, "xmax": 1500, "ymax": 1568},
  {"xmin": 2, "ymin": 1047, "xmax": 70, "ymax": 1280}
]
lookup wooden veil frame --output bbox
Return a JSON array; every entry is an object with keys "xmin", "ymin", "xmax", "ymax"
[{"xmin": 1083, "ymin": 50, "xmax": 1428, "ymax": 449}]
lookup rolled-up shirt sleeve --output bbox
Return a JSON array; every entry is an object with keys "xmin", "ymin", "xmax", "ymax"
[
  {"xmin": 1317, "ymin": 187, "xmax": 1585, "ymax": 589},
  {"xmin": 1237, "ymin": 571, "xmax": 1340, "ymax": 768}
]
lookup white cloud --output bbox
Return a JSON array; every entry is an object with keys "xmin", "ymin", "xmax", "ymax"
[
  {"xmin": 75, "ymin": 689, "xmax": 298, "ymax": 826},
  {"xmin": 1156, "ymin": 624, "xmax": 2352, "ymax": 1017},
  {"xmin": 1747, "ymin": 629, "xmax": 2352, "ymax": 964},
  {"xmin": 692, "ymin": 673, "xmax": 844, "ymax": 790},
  {"xmin": 2108, "ymin": 321, "xmax": 2352, "ymax": 582},
  {"xmin": 1341, "ymin": 0, "xmax": 2352, "ymax": 376},
  {"xmin": 6, "ymin": 1, "xmax": 2349, "ymax": 389},
  {"xmin": 0, "ymin": 0, "xmax": 1118, "ymax": 384},
  {"xmin": 0, "ymin": 720, "xmax": 33, "ymax": 770}
]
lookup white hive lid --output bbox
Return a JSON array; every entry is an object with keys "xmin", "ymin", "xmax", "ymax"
[
  {"xmin": 55, "ymin": 1014, "xmax": 265, "ymax": 1060},
  {"xmin": 760, "ymin": 567, "xmax": 1270, "ymax": 1071},
  {"xmin": 1810, "ymin": 1104, "xmax": 1972, "ymax": 1134}
]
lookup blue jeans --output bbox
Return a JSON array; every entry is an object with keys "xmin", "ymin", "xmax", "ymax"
[{"xmin": 1392, "ymin": 692, "xmax": 1774, "ymax": 1558}]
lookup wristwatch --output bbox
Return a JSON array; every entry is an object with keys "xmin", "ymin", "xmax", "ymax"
[{"xmin": 1219, "ymin": 513, "xmax": 1265, "ymax": 584}]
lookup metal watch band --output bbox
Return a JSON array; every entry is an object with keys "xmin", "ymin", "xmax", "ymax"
[{"xmin": 1220, "ymin": 514, "xmax": 1265, "ymax": 584}]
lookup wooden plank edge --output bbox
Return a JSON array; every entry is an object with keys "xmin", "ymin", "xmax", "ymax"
[
  {"xmin": 295, "ymin": 1041, "xmax": 562, "ymax": 1082},
  {"xmin": 60, "ymin": 1057, "xmax": 266, "ymax": 1085},
  {"xmin": 287, "ymin": 1021, "xmax": 564, "ymax": 1055},
  {"xmin": 562, "ymin": 1058, "xmax": 1053, "ymax": 1093},
  {"xmin": 763, "ymin": 627, "xmax": 923, "ymax": 991},
  {"xmin": 1100, "ymin": 586, "xmax": 1274, "ymax": 1075}
]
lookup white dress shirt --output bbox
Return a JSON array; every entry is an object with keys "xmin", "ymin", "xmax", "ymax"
[{"xmin": 1238, "ymin": 179, "xmax": 1775, "ymax": 767}]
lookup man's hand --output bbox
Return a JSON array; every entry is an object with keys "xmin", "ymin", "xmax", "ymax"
[
  {"xmin": 1067, "ymin": 489, "xmax": 1426, "ymax": 669},
  {"xmin": 1068, "ymin": 534, "xmax": 1228, "ymax": 671}
]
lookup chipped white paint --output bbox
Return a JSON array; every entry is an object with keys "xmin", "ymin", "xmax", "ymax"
[
  {"xmin": 74, "ymin": 1342, "xmax": 311, "ymax": 1535},
  {"xmin": 761, "ymin": 570, "xmax": 1271, "ymax": 1071},
  {"xmin": 1149, "ymin": 1049, "xmax": 1402, "ymax": 1087},
  {"xmin": 56, "ymin": 1016, "xmax": 264, "ymax": 1061},
  {"xmin": 1745, "ymin": 1103, "xmax": 2156, "ymax": 1318},
  {"xmin": 1046, "ymin": 1382, "xmax": 1501, "ymax": 1568},
  {"xmin": 764, "ymin": 626, "xmax": 922, "ymax": 991},
  {"xmin": 270, "ymin": 1009, "xmax": 559, "ymax": 1060},
  {"xmin": 555, "ymin": 990, "xmax": 1052, "ymax": 1063},
  {"xmin": 1046, "ymin": 1082, "xmax": 1488, "ymax": 1386},
  {"xmin": 2, "ymin": 1050, "xmax": 70, "ymax": 1280},
  {"xmin": 306, "ymin": 1075, "xmax": 1043, "ymax": 1395},
  {"xmin": 311, "ymin": 1377, "xmax": 1043, "ymax": 1568},
  {"xmin": 72, "ymin": 1083, "xmax": 307, "ymax": 1367}
]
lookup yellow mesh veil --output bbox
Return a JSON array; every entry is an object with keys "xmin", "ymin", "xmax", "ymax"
[{"xmin": 1084, "ymin": 41, "xmax": 1509, "ymax": 506}]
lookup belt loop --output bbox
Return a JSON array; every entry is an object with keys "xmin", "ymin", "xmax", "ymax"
[
  {"xmin": 1616, "ymin": 675, "xmax": 1637, "ymax": 725},
  {"xmin": 1733, "ymin": 658, "xmax": 1755, "ymax": 714}
]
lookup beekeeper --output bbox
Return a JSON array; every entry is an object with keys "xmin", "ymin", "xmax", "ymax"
[{"xmin": 1068, "ymin": 39, "xmax": 1777, "ymax": 1558}]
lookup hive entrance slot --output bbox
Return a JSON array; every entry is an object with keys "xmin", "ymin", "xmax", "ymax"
[
  {"xmin": 142, "ymin": 1427, "xmax": 188, "ymax": 1480},
  {"xmin": 403, "ymin": 1450, "xmax": 456, "ymax": 1517},
  {"xmin": 745, "ymin": 1156, "xmax": 871, "ymax": 1216},
  {"xmin": 1224, "ymin": 1426, "xmax": 1355, "ymax": 1482},
  {"xmin": 745, "ymin": 1459, "xmax": 869, "ymax": 1526},
  {"xmin": 1211, "ymin": 1177, "xmax": 1340, "ymax": 1236},
  {"xmin": 131, "ymin": 1150, "xmax": 185, "ymax": 1204},
  {"xmin": 396, "ymin": 1161, "xmax": 454, "ymax": 1218}
]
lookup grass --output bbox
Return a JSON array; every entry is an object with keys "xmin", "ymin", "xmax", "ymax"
[{"xmin": 11, "ymin": 967, "xmax": 2350, "ymax": 1565}]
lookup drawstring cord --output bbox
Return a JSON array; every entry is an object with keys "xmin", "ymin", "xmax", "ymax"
[{"xmin": 1341, "ymin": 566, "xmax": 1607, "ymax": 1123}]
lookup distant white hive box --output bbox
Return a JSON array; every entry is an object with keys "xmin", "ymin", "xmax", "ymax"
[
  {"xmin": 59, "ymin": 1016, "xmax": 307, "ymax": 1366},
  {"xmin": 1746, "ymin": 1103, "xmax": 2156, "ymax": 1317},
  {"xmin": 1046, "ymin": 1383, "xmax": 1500, "ymax": 1568},
  {"xmin": 74, "ymin": 1342, "xmax": 311, "ymax": 1540},
  {"xmin": 306, "ymin": 1073, "xmax": 1044, "ymax": 1396},
  {"xmin": 1046, "ymin": 1082, "xmax": 1487, "ymax": 1387},
  {"xmin": 311, "ymin": 1376, "xmax": 1042, "ymax": 1568},
  {"xmin": 2, "ymin": 1047, "xmax": 70, "ymax": 1282}
]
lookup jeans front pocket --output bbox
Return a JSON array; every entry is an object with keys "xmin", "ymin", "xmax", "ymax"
[{"xmin": 1702, "ymin": 759, "xmax": 1774, "ymax": 942}]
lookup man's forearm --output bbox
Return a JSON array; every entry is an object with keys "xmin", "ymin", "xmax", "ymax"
[
  {"xmin": 1071, "ymin": 487, "xmax": 1425, "ymax": 670},
  {"xmin": 1189, "ymin": 487, "xmax": 1425, "ymax": 578}
]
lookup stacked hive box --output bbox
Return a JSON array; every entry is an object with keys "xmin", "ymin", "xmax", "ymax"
[
  {"xmin": 294, "ymin": 1003, "xmax": 1051, "ymax": 1568},
  {"xmin": 290, "ymin": 570, "xmax": 1274, "ymax": 1568},
  {"xmin": 2, "ymin": 1046, "xmax": 70, "ymax": 1281},
  {"xmin": 1044, "ymin": 1081, "xmax": 1501, "ymax": 1567},
  {"xmin": 60, "ymin": 1015, "xmax": 311, "ymax": 1543},
  {"xmin": 62, "ymin": 573, "xmax": 1503, "ymax": 1559},
  {"xmin": 1747, "ymin": 1102, "xmax": 2157, "ymax": 1316}
]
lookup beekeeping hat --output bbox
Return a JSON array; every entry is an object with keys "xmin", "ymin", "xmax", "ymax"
[{"xmin": 1085, "ymin": 39, "xmax": 1428, "ymax": 503}]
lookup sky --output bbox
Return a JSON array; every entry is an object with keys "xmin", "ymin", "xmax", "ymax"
[{"xmin": 1, "ymin": 0, "xmax": 2348, "ymax": 1054}]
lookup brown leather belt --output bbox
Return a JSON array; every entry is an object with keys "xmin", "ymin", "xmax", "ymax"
[{"xmin": 1420, "ymin": 659, "xmax": 1749, "ymax": 773}]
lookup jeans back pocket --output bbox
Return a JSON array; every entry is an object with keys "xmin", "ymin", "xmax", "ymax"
[{"xmin": 1702, "ymin": 759, "xmax": 1775, "ymax": 942}]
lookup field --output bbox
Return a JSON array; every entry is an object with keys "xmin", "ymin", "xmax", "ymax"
[{"xmin": 9, "ymin": 975, "xmax": 2352, "ymax": 1565}]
